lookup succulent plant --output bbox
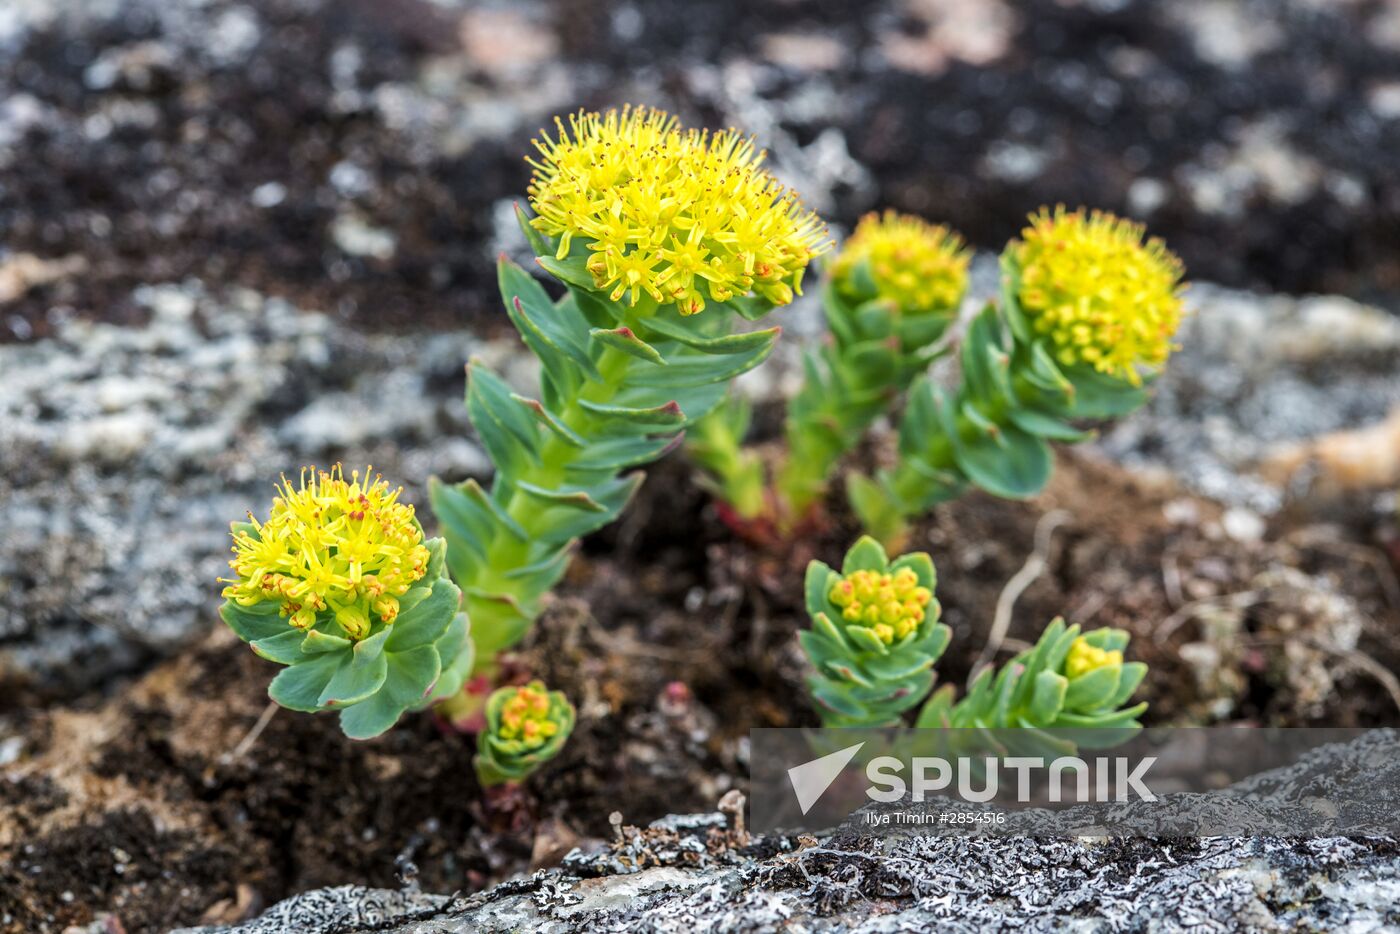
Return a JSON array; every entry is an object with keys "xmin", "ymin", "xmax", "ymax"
[
  {"xmin": 474, "ymin": 680, "xmax": 576, "ymax": 786},
  {"xmin": 849, "ymin": 206, "xmax": 1187, "ymax": 547},
  {"xmin": 799, "ymin": 536, "xmax": 951, "ymax": 727},
  {"xmin": 431, "ymin": 106, "xmax": 829, "ymax": 680},
  {"xmin": 218, "ymin": 466, "xmax": 473, "ymax": 739},
  {"xmin": 692, "ymin": 211, "xmax": 970, "ymax": 533},
  {"xmin": 917, "ymin": 617, "xmax": 1148, "ymax": 745}
]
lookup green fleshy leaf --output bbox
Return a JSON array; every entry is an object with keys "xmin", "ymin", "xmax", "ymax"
[
  {"xmin": 940, "ymin": 390, "xmax": 1052, "ymax": 500},
  {"xmin": 844, "ymin": 627, "xmax": 890, "ymax": 655},
  {"xmin": 250, "ymin": 629, "xmax": 307, "ymax": 665},
  {"xmin": 915, "ymin": 684, "xmax": 957, "ymax": 729},
  {"xmin": 841, "ymin": 536, "xmax": 890, "ymax": 575},
  {"xmin": 579, "ymin": 397, "xmax": 687, "ymax": 428},
  {"xmin": 889, "ymin": 553, "xmax": 936, "ymax": 592},
  {"xmin": 642, "ymin": 317, "xmax": 780, "ymax": 356},
  {"xmin": 268, "ymin": 652, "xmax": 344, "ymax": 712},
  {"xmin": 724, "ymin": 294, "xmax": 777, "ymax": 322},
  {"xmin": 1007, "ymin": 406, "xmax": 1095, "ymax": 443},
  {"xmin": 317, "ymin": 634, "xmax": 390, "ymax": 708},
  {"xmin": 804, "ymin": 561, "xmax": 835, "ymax": 619},
  {"xmin": 811, "ymin": 611, "xmax": 848, "ymax": 649},
  {"xmin": 536, "ymin": 254, "xmax": 596, "ymax": 291},
  {"xmin": 862, "ymin": 651, "xmax": 935, "ymax": 682},
  {"xmin": 425, "ymin": 537, "xmax": 447, "ymax": 582},
  {"xmin": 846, "ymin": 472, "xmax": 908, "ymax": 551},
  {"xmin": 1054, "ymin": 702, "xmax": 1148, "ymax": 730},
  {"xmin": 810, "ymin": 680, "xmax": 867, "ymax": 719},
  {"xmin": 1082, "ymin": 627, "xmax": 1130, "ymax": 653},
  {"xmin": 590, "ymin": 326, "xmax": 666, "ymax": 365},
  {"xmin": 1064, "ymin": 665, "xmax": 1121, "ymax": 712},
  {"xmin": 960, "ymin": 306, "xmax": 1002, "ymax": 405},
  {"xmin": 999, "ymin": 252, "xmax": 1032, "ymax": 344},
  {"xmin": 624, "ymin": 340, "xmax": 776, "ymax": 389},
  {"xmin": 511, "ymin": 393, "xmax": 586, "ymax": 447},
  {"xmin": 1028, "ymin": 670, "xmax": 1068, "ymax": 724},
  {"xmin": 1109, "ymin": 661, "xmax": 1148, "ymax": 708},
  {"xmin": 425, "ymin": 614, "xmax": 474, "ymax": 706},
  {"xmin": 501, "ymin": 258, "xmax": 602, "ymax": 382},
  {"xmin": 338, "ymin": 694, "xmax": 409, "ymax": 741},
  {"xmin": 1044, "ymin": 621, "xmax": 1082, "ymax": 675},
  {"xmin": 220, "ymin": 602, "xmax": 289, "ymax": 643},
  {"xmin": 302, "ymin": 628, "xmax": 352, "ymax": 655},
  {"xmin": 514, "ymin": 474, "xmax": 643, "ymax": 542},
  {"xmin": 1012, "ymin": 617, "xmax": 1066, "ymax": 709},
  {"xmin": 797, "ymin": 630, "xmax": 843, "ymax": 668},
  {"xmin": 386, "ymin": 577, "xmax": 461, "ymax": 651},
  {"xmin": 514, "ymin": 202, "xmax": 551, "ymax": 257},
  {"xmin": 1063, "ymin": 364, "xmax": 1149, "ymax": 419},
  {"xmin": 566, "ymin": 435, "xmax": 679, "ymax": 473},
  {"xmin": 515, "ymin": 481, "xmax": 606, "ymax": 512},
  {"xmin": 382, "ymin": 644, "xmax": 443, "ymax": 708},
  {"xmin": 468, "ymin": 360, "xmax": 542, "ymax": 466}
]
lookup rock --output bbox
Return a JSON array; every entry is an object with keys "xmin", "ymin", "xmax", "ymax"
[
  {"xmin": 177, "ymin": 736, "xmax": 1400, "ymax": 933},
  {"xmin": 0, "ymin": 281, "xmax": 493, "ymax": 698},
  {"xmin": 1094, "ymin": 284, "xmax": 1400, "ymax": 514}
]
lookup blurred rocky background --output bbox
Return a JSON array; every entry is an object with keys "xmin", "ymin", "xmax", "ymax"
[{"xmin": 3, "ymin": 0, "xmax": 1400, "ymax": 346}]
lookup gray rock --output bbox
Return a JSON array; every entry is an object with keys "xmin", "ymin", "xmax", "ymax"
[
  {"xmin": 0, "ymin": 281, "xmax": 492, "ymax": 696},
  {"xmin": 1094, "ymin": 284, "xmax": 1400, "ymax": 513},
  {"xmin": 178, "ymin": 734, "xmax": 1400, "ymax": 933}
]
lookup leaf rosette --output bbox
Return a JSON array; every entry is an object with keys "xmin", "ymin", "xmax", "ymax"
[
  {"xmin": 800, "ymin": 536, "xmax": 952, "ymax": 727},
  {"xmin": 219, "ymin": 466, "xmax": 472, "ymax": 739},
  {"xmin": 474, "ymin": 680, "xmax": 576, "ymax": 786}
]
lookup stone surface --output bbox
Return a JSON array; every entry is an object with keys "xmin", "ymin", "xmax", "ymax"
[
  {"xmin": 1095, "ymin": 284, "xmax": 1400, "ymax": 513},
  {"xmin": 0, "ymin": 281, "xmax": 487, "ymax": 697},
  {"xmin": 179, "ymin": 734, "xmax": 1400, "ymax": 933}
]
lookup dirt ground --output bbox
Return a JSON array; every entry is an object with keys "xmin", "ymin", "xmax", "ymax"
[{"xmin": 3, "ymin": 447, "xmax": 1398, "ymax": 933}]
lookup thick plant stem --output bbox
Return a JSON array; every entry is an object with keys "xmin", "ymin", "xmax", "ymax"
[{"xmin": 432, "ymin": 248, "xmax": 788, "ymax": 687}]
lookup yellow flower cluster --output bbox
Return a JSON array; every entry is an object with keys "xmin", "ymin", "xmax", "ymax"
[
  {"xmin": 526, "ymin": 106, "xmax": 830, "ymax": 315},
  {"xmin": 497, "ymin": 681, "xmax": 561, "ymax": 750},
  {"xmin": 1064, "ymin": 637, "xmax": 1123, "ymax": 680},
  {"xmin": 831, "ymin": 210, "xmax": 970, "ymax": 315},
  {"xmin": 828, "ymin": 567, "xmax": 933, "ymax": 644},
  {"xmin": 1014, "ymin": 206, "xmax": 1185, "ymax": 385},
  {"xmin": 220, "ymin": 465, "xmax": 430, "ymax": 640}
]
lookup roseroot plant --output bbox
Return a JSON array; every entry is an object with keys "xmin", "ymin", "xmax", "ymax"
[
  {"xmin": 429, "ymin": 107, "xmax": 829, "ymax": 721},
  {"xmin": 849, "ymin": 206, "xmax": 1187, "ymax": 547},
  {"xmin": 798, "ymin": 536, "xmax": 951, "ymax": 727},
  {"xmin": 474, "ymin": 681, "xmax": 576, "ymax": 786},
  {"xmin": 916, "ymin": 619, "xmax": 1147, "ymax": 756},
  {"xmin": 690, "ymin": 211, "xmax": 970, "ymax": 534},
  {"xmin": 799, "ymin": 540, "xmax": 1148, "ymax": 739},
  {"xmin": 218, "ymin": 466, "xmax": 473, "ymax": 739}
]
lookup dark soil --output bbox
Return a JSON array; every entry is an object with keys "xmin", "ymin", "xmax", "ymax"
[{"xmin": 4, "ymin": 450, "xmax": 1398, "ymax": 933}]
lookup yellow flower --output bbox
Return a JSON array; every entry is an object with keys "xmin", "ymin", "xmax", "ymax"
[
  {"xmin": 828, "ymin": 567, "xmax": 933, "ymax": 644},
  {"xmin": 1064, "ymin": 637, "xmax": 1123, "ymax": 679},
  {"xmin": 496, "ymin": 681, "xmax": 561, "ymax": 750},
  {"xmin": 220, "ymin": 465, "xmax": 430, "ymax": 640},
  {"xmin": 831, "ymin": 210, "xmax": 970, "ymax": 315},
  {"xmin": 526, "ymin": 105, "xmax": 830, "ymax": 315},
  {"xmin": 1014, "ymin": 206, "xmax": 1185, "ymax": 385}
]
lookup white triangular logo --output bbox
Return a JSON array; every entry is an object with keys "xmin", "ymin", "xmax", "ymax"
[{"xmin": 787, "ymin": 742, "xmax": 865, "ymax": 815}]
